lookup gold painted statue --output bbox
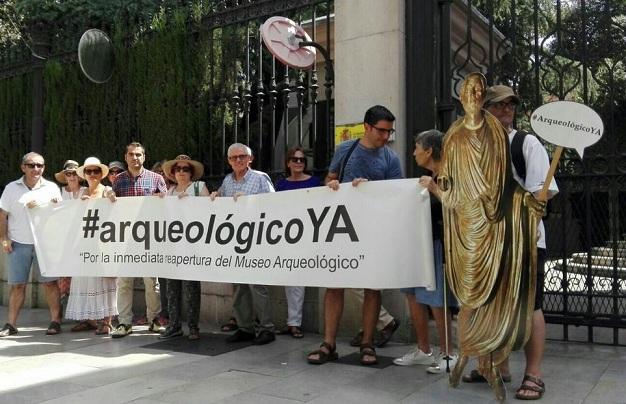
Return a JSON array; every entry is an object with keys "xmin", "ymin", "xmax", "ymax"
[{"xmin": 437, "ymin": 73, "xmax": 545, "ymax": 401}]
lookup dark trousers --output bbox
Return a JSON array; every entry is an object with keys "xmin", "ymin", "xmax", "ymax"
[{"xmin": 166, "ymin": 278, "xmax": 201, "ymax": 329}]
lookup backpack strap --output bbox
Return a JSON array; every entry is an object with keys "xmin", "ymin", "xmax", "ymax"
[
  {"xmin": 511, "ymin": 130, "xmax": 528, "ymax": 182},
  {"xmin": 338, "ymin": 139, "xmax": 360, "ymax": 183}
]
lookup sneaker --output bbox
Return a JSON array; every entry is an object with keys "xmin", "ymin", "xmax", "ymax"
[
  {"xmin": 159, "ymin": 326, "xmax": 183, "ymax": 340},
  {"xmin": 111, "ymin": 324, "xmax": 133, "ymax": 338},
  {"xmin": 427, "ymin": 352, "xmax": 458, "ymax": 374},
  {"xmin": 148, "ymin": 318, "xmax": 161, "ymax": 333},
  {"xmin": 188, "ymin": 327, "xmax": 200, "ymax": 341},
  {"xmin": 393, "ymin": 347, "xmax": 437, "ymax": 366},
  {"xmin": 0, "ymin": 323, "xmax": 18, "ymax": 337}
]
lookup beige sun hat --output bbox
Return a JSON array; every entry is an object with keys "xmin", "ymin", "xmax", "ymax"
[
  {"xmin": 54, "ymin": 160, "xmax": 80, "ymax": 184},
  {"xmin": 162, "ymin": 154, "xmax": 204, "ymax": 182},
  {"xmin": 76, "ymin": 157, "xmax": 109, "ymax": 179},
  {"xmin": 484, "ymin": 84, "xmax": 521, "ymax": 106}
]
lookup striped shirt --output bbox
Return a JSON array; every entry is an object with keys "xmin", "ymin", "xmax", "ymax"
[{"xmin": 112, "ymin": 168, "xmax": 167, "ymax": 197}]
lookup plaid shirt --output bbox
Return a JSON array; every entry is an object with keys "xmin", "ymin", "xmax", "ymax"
[
  {"xmin": 112, "ymin": 168, "xmax": 167, "ymax": 197},
  {"xmin": 219, "ymin": 168, "xmax": 274, "ymax": 197}
]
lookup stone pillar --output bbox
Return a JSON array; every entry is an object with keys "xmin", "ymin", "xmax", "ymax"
[{"xmin": 330, "ymin": 0, "xmax": 410, "ymax": 340}]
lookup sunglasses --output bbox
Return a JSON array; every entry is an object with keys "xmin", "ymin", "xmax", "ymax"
[
  {"xmin": 64, "ymin": 171, "xmax": 78, "ymax": 177},
  {"xmin": 24, "ymin": 163, "xmax": 44, "ymax": 169},
  {"xmin": 174, "ymin": 166, "xmax": 191, "ymax": 173},
  {"xmin": 228, "ymin": 154, "xmax": 249, "ymax": 161},
  {"xmin": 84, "ymin": 168, "xmax": 102, "ymax": 175},
  {"xmin": 289, "ymin": 157, "xmax": 306, "ymax": 163}
]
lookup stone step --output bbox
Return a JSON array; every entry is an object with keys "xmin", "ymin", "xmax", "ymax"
[
  {"xmin": 551, "ymin": 260, "xmax": 626, "ymax": 280},
  {"xmin": 591, "ymin": 246, "xmax": 626, "ymax": 257},
  {"xmin": 571, "ymin": 252, "xmax": 626, "ymax": 267}
]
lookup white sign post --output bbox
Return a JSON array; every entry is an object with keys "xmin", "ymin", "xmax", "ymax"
[{"xmin": 530, "ymin": 100, "xmax": 604, "ymax": 200}]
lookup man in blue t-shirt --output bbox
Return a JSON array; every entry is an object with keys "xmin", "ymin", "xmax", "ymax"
[{"xmin": 307, "ymin": 105, "xmax": 403, "ymax": 366}]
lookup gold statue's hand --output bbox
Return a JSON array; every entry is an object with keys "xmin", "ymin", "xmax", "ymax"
[{"xmin": 524, "ymin": 192, "xmax": 546, "ymax": 216}]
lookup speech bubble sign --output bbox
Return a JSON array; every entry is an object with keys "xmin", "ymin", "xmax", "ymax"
[{"xmin": 530, "ymin": 101, "xmax": 603, "ymax": 158}]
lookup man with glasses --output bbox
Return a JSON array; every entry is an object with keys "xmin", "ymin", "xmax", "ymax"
[
  {"xmin": 213, "ymin": 143, "xmax": 277, "ymax": 345},
  {"xmin": 109, "ymin": 142, "xmax": 167, "ymax": 338},
  {"xmin": 460, "ymin": 85, "xmax": 558, "ymax": 400},
  {"xmin": 308, "ymin": 105, "xmax": 402, "ymax": 366},
  {"xmin": 0, "ymin": 152, "xmax": 63, "ymax": 337}
]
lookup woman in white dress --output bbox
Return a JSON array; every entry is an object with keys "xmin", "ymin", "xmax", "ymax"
[
  {"xmin": 65, "ymin": 157, "xmax": 118, "ymax": 335},
  {"xmin": 54, "ymin": 160, "xmax": 85, "ymax": 308}
]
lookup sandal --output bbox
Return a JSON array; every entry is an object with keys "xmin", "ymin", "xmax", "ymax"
[
  {"xmin": 71, "ymin": 320, "xmax": 97, "ymax": 332},
  {"xmin": 307, "ymin": 341, "xmax": 338, "ymax": 364},
  {"xmin": 220, "ymin": 317, "xmax": 238, "ymax": 332},
  {"xmin": 279, "ymin": 326, "xmax": 304, "ymax": 339},
  {"xmin": 46, "ymin": 321, "xmax": 62, "ymax": 335},
  {"xmin": 359, "ymin": 344, "xmax": 378, "ymax": 366},
  {"xmin": 462, "ymin": 369, "xmax": 512, "ymax": 383},
  {"xmin": 95, "ymin": 323, "xmax": 112, "ymax": 335},
  {"xmin": 515, "ymin": 374, "xmax": 545, "ymax": 400}
]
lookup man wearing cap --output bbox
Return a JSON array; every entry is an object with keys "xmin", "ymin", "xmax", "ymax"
[
  {"xmin": 107, "ymin": 161, "xmax": 125, "ymax": 186},
  {"xmin": 460, "ymin": 85, "xmax": 558, "ymax": 400},
  {"xmin": 213, "ymin": 143, "xmax": 277, "ymax": 345},
  {"xmin": 0, "ymin": 152, "xmax": 63, "ymax": 337},
  {"xmin": 109, "ymin": 142, "xmax": 168, "ymax": 338}
]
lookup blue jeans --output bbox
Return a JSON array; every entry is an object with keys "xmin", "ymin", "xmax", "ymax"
[{"xmin": 7, "ymin": 241, "xmax": 58, "ymax": 284}]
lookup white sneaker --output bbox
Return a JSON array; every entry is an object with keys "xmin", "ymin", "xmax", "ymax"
[
  {"xmin": 427, "ymin": 352, "xmax": 458, "ymax": 374},
  {"xmin": 393, "ymin": 347, "xmax": 437, "ymax": 366}
]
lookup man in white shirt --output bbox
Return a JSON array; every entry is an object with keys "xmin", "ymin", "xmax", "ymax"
[
  {"xmin": 0, "ymin": 152, "xmax": 63, "ymax": 337},
  {"xmin": 462, "ymin": 85, "xmax": 559, "ymax": 400}
]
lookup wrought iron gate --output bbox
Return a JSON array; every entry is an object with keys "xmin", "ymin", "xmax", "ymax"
[{"xmin": 407, "ymin": 0, "xmax": 626, "ymax": 345}]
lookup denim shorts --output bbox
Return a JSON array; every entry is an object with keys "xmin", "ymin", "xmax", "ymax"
[{"xmin": 7, "ymin": 241, "xmax": 58, "ymax": 284}]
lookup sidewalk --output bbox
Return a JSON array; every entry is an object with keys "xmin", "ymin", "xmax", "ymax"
[{"xmin": 0, "ymin": 307, "xmax": 624, "ymax": 404}]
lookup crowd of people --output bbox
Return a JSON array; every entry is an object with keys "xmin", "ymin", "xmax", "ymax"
[{"xmin": 0, "ymin": 84, "xmax": 556, "ymax": 400}]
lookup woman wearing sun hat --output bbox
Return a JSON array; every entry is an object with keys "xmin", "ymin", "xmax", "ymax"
[
  {"xmin": 54, "ymin": 160, "xmax": 86, "ymax": 310},
  {"xmin": 64, "ymin": 157, "xmax": 118, "ymax": 335},
  {"xmin": 158, "ymin": 155, "xmax": 209, "ymax": 340}
]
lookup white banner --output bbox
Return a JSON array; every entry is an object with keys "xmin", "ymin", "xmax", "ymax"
[{"xmin": 28, "ymin": 179, "xmax": 435, "ymax": 289}]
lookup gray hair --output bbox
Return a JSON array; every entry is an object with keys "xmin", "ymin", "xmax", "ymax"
[
  {"xmin": 21, "ymin": 152, "xmax": 44, "ymax": 164},
  {"xmin": 414, "ymin": 130, "xmax": 443, "ymax": 161},
  {"xmin": 227, "ymin": 143, "xmax": 252, "ymax": 157}
]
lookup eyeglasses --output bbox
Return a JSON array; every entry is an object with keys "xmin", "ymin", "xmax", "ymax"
[
  {"xmin": 289, "ymin": 157, "xmax": 306, "ymax": 163},
  {"xmin": 64, "ymin": 171, "xmax": 78, "ymax": 177},
  {"xmin": 228, "ymin": 154, "xmax": 249, "ymax": 161},
  {"xmin": 24, "ymin": 163, "xmax": 44, "ymax": 169},
  {"xmin": 489, "ymin": 101, "xmax": 517, "ymax": 110},
  {"xmin": 370, "ymin": 125, "xmax": 396, "ymax": 135},
  {"xmin": 109, "ymin": 169, "xmax": 122, "ymax": 175},
  {"xmin": 174, "ymin": 166, "xmax": 191, "ymax": 173},
  {"xmin": 84, "ymin": 168, "xmax": 102, "ymax": 175}
]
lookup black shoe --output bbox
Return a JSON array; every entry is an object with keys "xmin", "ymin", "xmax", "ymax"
[
  {"xmin": 226, "ymin": 329, "xmax": 255, "ymax": 343},
  {"xmin": 350, "ymin": 330, "xmax": 364, "ymax": 347},
  {"xmin": 253, "ymin": 330, "xmax": 276, "ymax": 345},
  {"xmin": 375, "ymin": 319, "xmax": 400, "ymax": 348},
  {"xmin": 159, "ymin": 326, "xmax": 183, "ymax": 340}
]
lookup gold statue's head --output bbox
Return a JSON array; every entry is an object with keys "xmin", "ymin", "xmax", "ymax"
[{"xmin": 460, "ymin": 72, "xmax": 487, "ymax": 116}]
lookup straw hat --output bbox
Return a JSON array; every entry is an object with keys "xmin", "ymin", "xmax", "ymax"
[
  {"xmin": 162, "ymin": 155, "xmax": 204, "ymax": 182},
  {"xmin": 76, "ymin": 157, "xmax": 109, "ymax": 179},
  {"xmin": 54, "ymin": 160, "xmax": 80, "ymax": 184}
]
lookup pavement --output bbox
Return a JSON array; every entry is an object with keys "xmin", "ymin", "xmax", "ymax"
[{"xmin": 0, "ymin": 307, "xmax": 624, "ymax": 404}]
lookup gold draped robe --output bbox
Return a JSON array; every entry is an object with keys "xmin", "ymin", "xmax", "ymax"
[{"xmin": 438, "ymin": 112, "xmax": 544, "ymax": 371}]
